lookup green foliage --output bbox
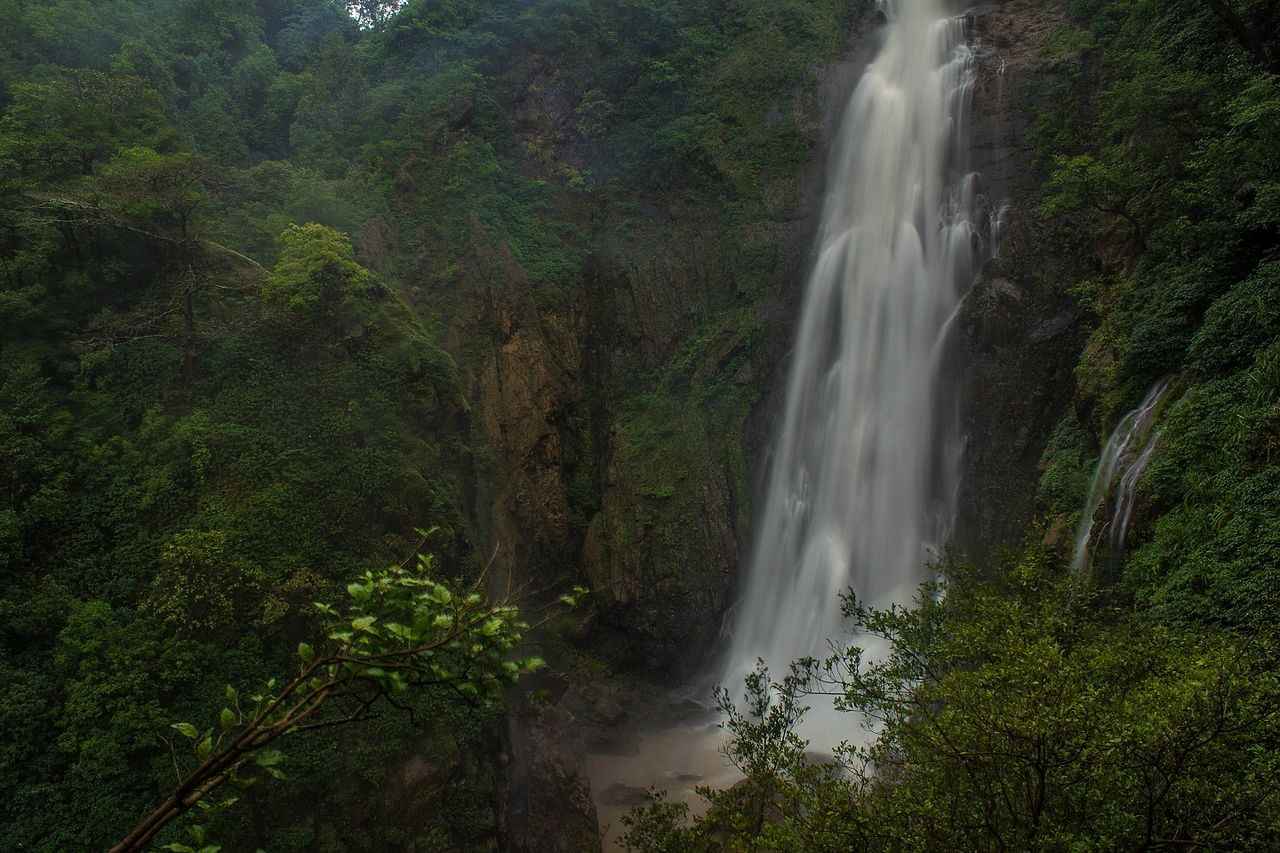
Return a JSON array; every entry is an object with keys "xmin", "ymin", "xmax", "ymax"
[
  {"xmin": 0, "ymin": 0, "xmax": 864, "ymax": 848},
  {"xmin": 3, "ymin": 0, "xmax": 1277, "ymax": 850},
  {"xmin": 263, "ymin": 222, "xmax": 372, "ymax": 317},
  {"xmin": 0, "ymin": 69, "xmax": 173, "ymax": 183},
  {"xmin": 1033, "ymin": 0, "xmax": 1280, "ymax": 634},
  {"xmin": 98, "ymin": 147, "xmax": 209, "ymax": 237},
  {"xmin": 1036, "ymin": 410, "xmax": 1095, "ymax": 517},
  {"xmin": 48, "ymin": 601, "xmax": 204, "ymax": 850},
  {"xmin": 145, "ymin": 530, "xmax": 264, "ymax": 634},
  {"xmin": 1046, "ymin": 0, "xmax": 1280, "ymax": 385},
  {"xmin": 1187, "ymin": 262, "xmax": 1280, "ymax": 376},
  {"xmin": 1126, "ymin": 348, "xmax": 1280, "ymax": 630},
  {"xmin": 627, "ymin": 559, "xmax": 1280, "ymax": 851},
  {"xmin": 116, "ymin": 549, "xmax": 552, "ymax": 851}
]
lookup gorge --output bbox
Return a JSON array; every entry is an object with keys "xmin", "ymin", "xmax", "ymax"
[{"xmin": 2, "ymin": 0, "xmax": 1280, "ymax": 850}]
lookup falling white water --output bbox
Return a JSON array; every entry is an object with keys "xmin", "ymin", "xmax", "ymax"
[
  {"xmin": 1070, "ymin": 380, "xmax": 1170, "ymax": 574},
  {"xmin": 722, "ymin": 1, "xmax": 979, "ymax": 745},
  {"xmin": 1110, "ymin": 431, "xmax": 1159, "ymax": 555}
]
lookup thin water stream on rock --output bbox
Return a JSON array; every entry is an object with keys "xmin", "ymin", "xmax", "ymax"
[{"xmin": 1070, "ymin": 380, "xmax": 1170, "ymax": 574}]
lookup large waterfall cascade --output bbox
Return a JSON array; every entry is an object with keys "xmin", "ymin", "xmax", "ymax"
[
  {"xmin": 588, "ymin": 6, "xmax": 994, "ymax": 845},
  {"xmin": 721, "ymin": 0, "xmax": 984, "ymax": 742},
  {"xmin": 1070, "ymin": 380, "xmax": 1170, "ymax": 574}
]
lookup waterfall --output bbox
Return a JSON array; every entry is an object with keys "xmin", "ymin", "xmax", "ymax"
[
  {"xmin": 1110, "ymin": 431, "xmax": 1159, "ymax": 555},
  {"xmin": 722, "ymin": 2, "xmax": 979, "ymax": 740},
  {"xmin": 1070, "ymin": 380, "xmax": 1170, "ymax": 574}
]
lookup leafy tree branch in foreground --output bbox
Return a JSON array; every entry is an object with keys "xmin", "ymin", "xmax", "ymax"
[{"xmin": 111, "ymin": 538, "xmax": 585, "ymax": 853}]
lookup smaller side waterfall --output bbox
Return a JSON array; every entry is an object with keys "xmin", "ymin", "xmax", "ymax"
[
  {"xmin": 1070, "ymin": 381, "xmax": 1170, "ymax": 573},
  {"xmin": 1110, "ymin": 430, "xmax": 1160, "ymax": 556}
]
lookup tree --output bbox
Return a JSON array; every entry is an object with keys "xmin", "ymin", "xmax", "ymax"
[
  {"xmin": 96, "ymin": 146, "xmax": 218, "ymax": 381},
  {"xmin": 347, "ymin": 0, "xmax": 406, "ymax": 31},
  {"xmin": 143, "ymin": 529, "xmax": 263, "ymax": 636},
  {"xmin": 625, "ymin": 557, "xmax": 1280, "ymax": 852},
  {"xmin": 260, "ymin": 221, "xmax": 376, "ymax": 350},
  {"xmin": 16, "ymin": 144, "xmax": 250, "ymax": 386},
  {"xmin": 0, "ymin": 70, "xmax": 171, "ymax": 183},
  {"xmin": 97, "ymin": 147, "xmax": 210, "ymax": 244},
  {"xmin": 622, "ymin": 663, "xmax": 872, "ymax": 853},
  {"xmin": 1042, "ymin": 152, "xmax": 1151, "ymax": 253},
  {"xmin": 110, "ymin": 543, "xmax": 585, "ymax": 853}
]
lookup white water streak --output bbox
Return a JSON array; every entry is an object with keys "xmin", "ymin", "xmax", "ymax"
[
  {"xmin": 1070, "ymin": 380, "xmax": 1170, "ymax": 574},
  {"xmin": 723, "ymin": 2, "xmax": 978, "ymax": 745},
  {"xmin": 1111, "ymin": 431, "xmax": 1160, "ymax": 555}
]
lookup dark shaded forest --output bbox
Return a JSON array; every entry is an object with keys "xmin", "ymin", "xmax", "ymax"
[
  {"xmin": 2, "ymin": 0, "xmax": 1280, "ymax": 850},
  {"xmin": 1, "ymin": 0, "xmax": 865, "ymax": 848}
]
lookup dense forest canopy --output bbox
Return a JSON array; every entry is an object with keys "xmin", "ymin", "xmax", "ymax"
[
  {"xmin": 2, "ymin": 0, "xmax": 1279, "ymax": 850},
  {"xmin": 0, "ymin": 0, "xmax": 864, "ymax": 848}
]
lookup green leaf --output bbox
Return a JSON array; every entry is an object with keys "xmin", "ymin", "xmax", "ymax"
[
  {"xmin": 161, "ymin": 845, "xmax": 195, "ymax": 853},
  {"xmin": 171, "ymin": 722, "xmax": 199, "ymax": 739},
  {"xmin": 255, "ymin": 749, "xmax": 284, "ymax": 767},
  {"xmin": 196, "ymin": 734, "xmax": 213, "ymax": 761},
  {"xmin": 298, "ymin": 642, "xmax": 314, "ymax": 662},
  {"xmin": 188, "ymin": 825, "xmax": 206, "ymax": 844},
  {"xmin": 219, "ymin": 707, "xmax": 236, "ymax": 731},
  {"xmin": 265, "ymin": 766, "xmax": 287, "ymax": 780},
  {"xmin": 352, "ymin": 615, "xmax": 377, "ymax": 633},
  {"xmin": 225, "ymin": 685, "xmax": 238, "ymax": 704}
]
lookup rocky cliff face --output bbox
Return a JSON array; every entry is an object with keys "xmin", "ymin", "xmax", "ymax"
[
  {"xmin": 432, "ymin": 15, "xmax": 882, "ymax": 849},
  {"xmin": 955, "ymin": 0, "xmax": 1086, "ymax": 561},
  {"xmin": 449, "ymin": 12, "xmax": 887, "ymax": 678}
]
